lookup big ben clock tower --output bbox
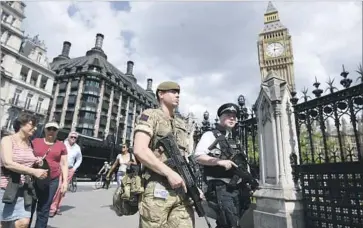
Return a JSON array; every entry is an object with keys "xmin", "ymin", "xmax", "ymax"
[{"xmin": 257, "ymin": 2, "xmax": 295, "ymax": 90}]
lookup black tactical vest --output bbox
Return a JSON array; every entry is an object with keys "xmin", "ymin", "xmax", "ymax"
[{"xmin": 203, "ymin": 125, "xmax": 240, "ymax": 179}]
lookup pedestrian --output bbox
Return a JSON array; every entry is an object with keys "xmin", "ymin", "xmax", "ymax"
[
  {"xmin": 194, "ymin": 103, "xmax": 258, "ymax": 228},
  {"xmin": 0, "ymin": 113, "xmax": 48, "ymax": 228},
  {"xmin": 106, "ymin": 144, "xmax": 136, "ymax": 187},
  {"xmin": 133, "ymin": 81, "xmax": 196, "ymax": 228},
  {"xmin": 97, "ymin": 161, "xmax": 110, "ymax": 189},
  {"xmin": 50, "ymin": 131, "xmax": 82, "ymax": 216},
  {"xmin": 30, "ymin": 121, "xmax": 68, "ymax": 227}
]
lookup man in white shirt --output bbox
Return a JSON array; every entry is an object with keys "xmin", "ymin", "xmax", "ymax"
[
  {"xmin": 50, "ymin": 131, "xmax": 83, "ymax": 215},
  {"xmin": 194, "ymin": 103, "xmax": 247, "ymax": 228}
]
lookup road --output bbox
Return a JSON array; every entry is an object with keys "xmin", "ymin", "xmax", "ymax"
[{"xmin": 32, "ymin": 183, "xmax": 217, "ymax": 228}]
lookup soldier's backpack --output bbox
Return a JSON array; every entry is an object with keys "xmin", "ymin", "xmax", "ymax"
[{"xmin": 111, "ymin": 153, "xmax": 144, "ymax": 216}]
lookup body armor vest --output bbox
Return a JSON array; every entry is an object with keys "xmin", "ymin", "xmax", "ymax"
[{"xmin": 203, "ymin": 125, "xmax": 240, "ymax": 179}]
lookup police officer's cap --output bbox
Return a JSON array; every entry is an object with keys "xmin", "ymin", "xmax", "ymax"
[
  {"xmin": 217, "ymin": 103, "xmax": 240, "ymax": 117},
  {"xmin": 156, "ymin": 81, "xmax": 180, "ymax": 91}
]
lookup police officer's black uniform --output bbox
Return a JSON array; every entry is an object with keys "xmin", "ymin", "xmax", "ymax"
[{"xmin": 197, "ymin": 103, "xmax": 258, "ymax": 228}]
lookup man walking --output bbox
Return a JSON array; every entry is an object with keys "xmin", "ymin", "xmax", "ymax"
[
  {"xmin": 133, "ymin": 81, "xmax": 196, "ymax": 228},
  {"xmin": 50, "ymin": 131, "xmax": 82, "ymax": 216}
]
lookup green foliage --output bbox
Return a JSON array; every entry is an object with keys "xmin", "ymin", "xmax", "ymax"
[{"xmin": 298, "ymin": 122, "xmax": 339, "ymax": 164}]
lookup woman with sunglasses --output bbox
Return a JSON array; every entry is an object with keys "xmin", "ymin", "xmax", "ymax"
[
  {"xmin": 0, "ymin": 113, "xmax": 48, "ymax": 228},
  {"xmin": 106, "ymin": 144, "xmax": 137, "ymax": 187},
  {"xmin": 30, "ymin": 121, "xmax": 68, "ymax": 228}
]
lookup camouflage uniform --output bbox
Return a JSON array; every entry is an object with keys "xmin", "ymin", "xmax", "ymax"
[{"xmin": 134, "ymin": 81, "xmax": 195, "ymax": 228}]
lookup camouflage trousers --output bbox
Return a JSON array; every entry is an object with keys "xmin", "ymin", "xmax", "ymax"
[{"xmin": 138, "ymin": 181, "xmax": 195, "ymax": 228}]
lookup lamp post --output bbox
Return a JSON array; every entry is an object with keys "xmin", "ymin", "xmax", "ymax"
[
  {"xmin": 237, "ymin": 95, "xmax": 249, "ymax": 152},
  {"xmin": 214, "ymin": 115, "xmax": 219, "ymax": 129},
  {"xmin": 202, "ymin": 111, "xmax": 210, "ymax": 132}
]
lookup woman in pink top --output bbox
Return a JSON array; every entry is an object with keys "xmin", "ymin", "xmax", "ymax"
[{"xmin": 0, "ymin": 113, "xmax": 48, "ymax": 228}]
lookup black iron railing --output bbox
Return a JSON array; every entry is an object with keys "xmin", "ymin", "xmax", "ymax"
[{"xmin": 290, "ymin": 65, "xmax": 363, "ymax": 228}]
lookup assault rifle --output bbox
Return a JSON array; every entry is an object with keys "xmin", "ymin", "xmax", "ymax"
[
  {"xmin": 158, "ymin": 132, "xmax": 212, "ymax": 228},
  {"xmin": 209, "ymin": 134, "xmax": 259, "ymax": 189},
  {"xmin": 229, "ymin": 152, "xmax": 259, "ymax": 190}
]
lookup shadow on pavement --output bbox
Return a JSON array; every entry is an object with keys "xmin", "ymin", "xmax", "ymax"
[
  {"xmin": 59, "ymin": 205, "xmax": 75, "ymax": 213},
  {"xmin": 47, "ymin": 226, "xmax": 60, "ymax": 228},
  {"xmin": 100, "ymin": 204, "xmax": 112, "ymax": 208}
]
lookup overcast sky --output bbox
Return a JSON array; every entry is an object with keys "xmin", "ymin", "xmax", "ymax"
[{"xmin": 22, "ymin": 1, "xmax": 362, "ymax": 122}]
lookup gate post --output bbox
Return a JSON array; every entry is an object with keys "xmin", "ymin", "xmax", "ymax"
[{"xmin": 253, "ymin": 71, "xmax": 304, "ymax": 228}]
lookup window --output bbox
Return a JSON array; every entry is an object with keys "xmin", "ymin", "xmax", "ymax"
[
  {"xmin": 40, "ymin": 76, "xmax": 47, "ymax": 89},
  {"xmin": 1, "ymin": 12, "xmax": 9, "ymax": 22},
  {"xmin": 127, "ymin": 113, "xmax": 134, "ymax": 126},
  {"xmin": 25, "ymin": 93, "xmax": 33, "ymax": 110},
  {"xmin": 11, "ymin": 17, "xmax": 16, "ymax": 26},
  {"xmin": 84, "ymin": 95, "xmax": 98, "ymax": 103},
  {"xmin": 84, "ymin": 112, "xmax": 95, "ymax": 119},
  {"xmin": 30, "ymin": 75, "xmax": 37, "ymax": 86},
  {"xmin": 126, "ymin": 126, "xmax": 132, "ymax": 140},
  {"xmin": 84, "ymin": 80, "xmax": 100, "ymax": 87},
  {"xmin": 36, "ymin": 52, "xmax": 42, "ymax": 62},
  {"xmin": 81, "ymin": 129, "xmax": 93, "ymax": 136},
  {"xmin": 12, "ymin": 89, "xmax": 22, "ymax": 105},
  {"xmin": 35, "ymin": 98, "xmax": 43, "ymax": 113},
  {"xmin": 2, "ymin": 32, "xmax": 11, "ymax": 45}
]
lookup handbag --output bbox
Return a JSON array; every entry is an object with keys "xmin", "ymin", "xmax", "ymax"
[
  {"xmin": 30, "ymin": 141, "xmax": 52, "ymax": 190},
  {"xmin": 1, "ymin": 168, "xmax": 21, "ymax": 204}
]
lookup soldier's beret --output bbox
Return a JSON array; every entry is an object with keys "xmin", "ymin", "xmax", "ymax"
[
  {"xmin": 217, "ymin": 103, "xmax": 240, "ymax": 117},
  {"xmin": 156, "ymin": 81, "xmax": 180, "ymax": 91}
]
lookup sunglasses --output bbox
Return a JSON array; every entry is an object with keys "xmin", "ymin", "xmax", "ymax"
[
  {"xmin": 46, "ymin": 127, "xmax": 58, "ymax": 131},
  {"xmin": 70, "ymin": 136, "xmax": 77, "ymax": 139}
]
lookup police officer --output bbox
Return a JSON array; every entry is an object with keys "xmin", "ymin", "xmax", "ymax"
[
  {"xmin": 133, "ymin": 81, "xmax": 195, "ymax": 228},
  {"xmin": 194, "ymin": 103, "xmax": 254, "ymax": 228}
]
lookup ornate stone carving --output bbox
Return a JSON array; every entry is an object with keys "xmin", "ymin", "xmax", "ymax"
[{"xmin": 261, "ymin": 98, "xmax": 271, "ymax": 126}]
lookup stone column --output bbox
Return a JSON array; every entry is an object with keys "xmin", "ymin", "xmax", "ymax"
[
  {"xmin": 71, "ymin": 76, "xmax": 85, "ymax": 132},
  {"xmin": 122, "ymin": 96, "xmax": 130, "ymax": 143},
  {"xmin": 115, "ymin": 91, "xmax": 123, "ymax": 144},
  {"xmin": 130, "ymin": 102, "xmax": 137, "ymax": 146},
  {"xmin": 105, "ymin": 87, "xmax": 114, "ymax": 136},
  {"xmin": 26, "ymin": 69, "xmax": 32, "ymax": 83},
  {"xmin": 94, "ymin": 80, "xmax": 105, "ymax": 137},
  {"xmin": 59, "ymin": 78, "xmax": 72, "ymax": 128},
  {"xmin": 253, "ymin": 70, "xmax": 304, "ymax": 228},
  {"xmin": 49, "ymin": 83, "xmax": 59, "ymax": 121}
]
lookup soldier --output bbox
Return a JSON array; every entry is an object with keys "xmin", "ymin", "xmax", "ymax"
[
  {"xmin": 194, "ymin": 103, "xmax": 257, "ymax": 228},
  {"xmin": 133, "ymin": 81, "xmax": 195, "ymax": 228}
]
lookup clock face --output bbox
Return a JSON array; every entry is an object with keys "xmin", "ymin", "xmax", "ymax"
[{"xmin": 265, "ymin": 42, "xmax": 285, "ymax": 58}]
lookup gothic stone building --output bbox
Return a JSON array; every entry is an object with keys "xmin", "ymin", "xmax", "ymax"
[{"xmin": 49, "ymin": 34, "xmax": 157, "ymax": 175}]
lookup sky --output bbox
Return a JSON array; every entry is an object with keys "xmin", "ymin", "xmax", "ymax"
[{"xmin": 21, "ymin": 1, "xmax": 362, "ymax": 123}]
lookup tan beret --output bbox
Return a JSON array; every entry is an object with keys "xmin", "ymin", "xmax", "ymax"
[{"xmin": 156, "ymin": 81, "xmax": 180, "ymax": 91}]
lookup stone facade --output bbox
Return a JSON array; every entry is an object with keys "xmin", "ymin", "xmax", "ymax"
[{"xmin": 0, "ymin": 1, "xmax": 55, "ymax": 134}]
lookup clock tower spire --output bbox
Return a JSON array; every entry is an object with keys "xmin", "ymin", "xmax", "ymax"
[{"xmin": 257, "ymin": 1, "xmax": 296, "ymax": 91}]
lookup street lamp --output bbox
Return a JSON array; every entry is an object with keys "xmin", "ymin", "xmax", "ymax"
[
  {"xmin": 237, "ymin": 95, "xmax": 249, "ymax": 152},
  {"xmin": 202, "ymin": 111, "xmax": 210, "ymax": 132},
  {"xmin": 214, "ymin": 115, "xmax": 219, "ymax": 129}
]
